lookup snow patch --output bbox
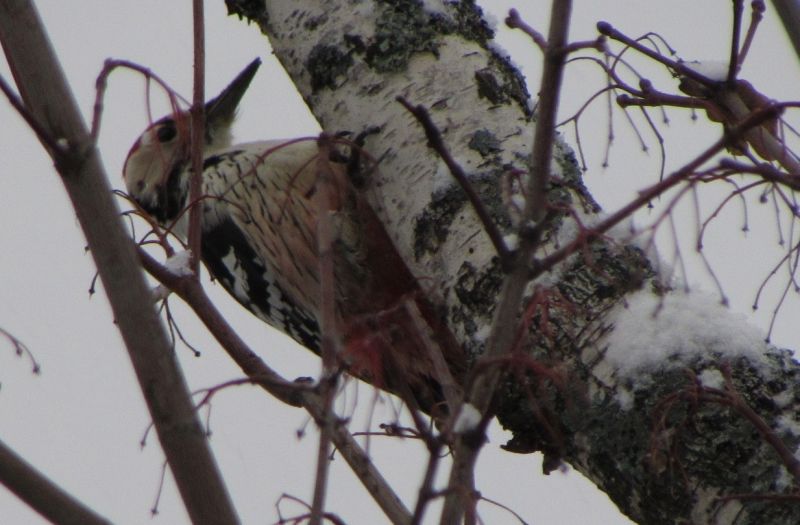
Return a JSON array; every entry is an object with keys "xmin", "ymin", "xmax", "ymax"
[
  {"xmin": 421, "ymin": 0, "xmax": 449, "ymax": 16},
  {"xmin": 773, "ymin": 389, "xmax": 796, "ymax": 409},
  {"xmin": 775, "ymin": 465, "xmax": 794, "ymax": 491},
  {"xmin": 453, "ymin": 403, "xmax": 482, "ymax": 433},
  {"xmin": 481, "ymin": 9, "xmax": 498, "ymax": 31},
  {"xmin": 776, "ymin": 414, "xmax": 800, "ymax": 439},
  {"xmin": 616, "ymin": 387, "xmax": 634, "ymax": 411},
  {"xmin": 683, "ymin": 59, "xmax": 730, "ymax": 81},
  {"xmin": 604, "ymin": 289, "xmax": 767, "ymax": 376},
  {"xmin": 697, "ymin": 368, "xmax": 725, "ymax": 390},
  {"xmin": 503, "ymin": 233, "xmax": 519, "ymax": 251},
  {"xmin": 473, "ymin": 323, "xmax": 491, "ymax": 343},
  {"xmin": 432, "ymin": 157, "xmax": 455, "ymax": 194},
  {"xmin": 151, "ymin": 284, "xmax": 171, "ymax": 303},
  {"xmin": 164, "ymin": 250, "xmax": 194, "ymax": 277},
  {"xmin": 510, "ymin": 194, "xmax": 526, "ymax": 213}
]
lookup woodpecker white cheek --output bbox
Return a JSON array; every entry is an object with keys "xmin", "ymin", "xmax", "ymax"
[
  {"xmin": 140, "ymin": 128, "xmax": 156, "ymax": 146},
  {"xmin": 123, "ymin": 148, "xmax": 160, "ymax": 207}
]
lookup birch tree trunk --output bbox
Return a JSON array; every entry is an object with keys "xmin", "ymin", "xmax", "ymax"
[{"xmin": 225, "ymin": 1, "xmax": 800, "ymax": 523}]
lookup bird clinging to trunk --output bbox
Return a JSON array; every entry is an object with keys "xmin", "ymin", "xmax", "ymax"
[{"xmin": 123, "ymin": 59, "xmax": 465, "ymax": 413}]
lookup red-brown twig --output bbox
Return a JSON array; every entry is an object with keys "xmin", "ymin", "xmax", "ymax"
[
  {"xmin": 137, "ymin": 246, "xmax": 413, "ymax": 524},
  {"xmin": 91, "ymin": 59, "xmax": 189, "ymax": 144},
  {"xmin": 0, "ymin": 327, "xmax": 40, "ymax": 374},
  {"xmin": 440, "ymin": 2, "xmax": 575, "ymax": 523},
  {"xmin": 738, "ymin": 1, "xmax": 765, "ymax": 67},
  {"xmin": 0, "ymin": 4, "xmax": 240, "ymax": 521},
  {"xmin": 531, "ymin": 103, "xmax": 785, "ymax": 280},
  {"xmin": 309, "ymin": 134, "xmax": 342, "ymax": 525},
  {"xmin": 524, "ymin": 3, "xmax": 572, "ymax": 225},
  {"xmin": 0, "ymin": 74, "xmax": 64, "ymax": 155},
  {"xmin": 597, "ymin": 21, "xmax": 710, "ymax": 86},
  {"xmin": 276, "ymin": 493, "xmax": 347, "ymax": 525},
  {"xmin": 505, "ymin": 8, "xmax": 547, "ymax": 51},
  {"xmin": 719, "ymin": 364, "xmax": 800, "ymax": 484},
  {"xmin": 396, "ymin": 96, "xmax": 513, "ymax": 268},
  {"xmin": 188, "ymin": 0, "xmax": 205, "ymax": 276},
  {"xmin": 410, "ymin": 436, "xmax": 446, "ymax": 525}
]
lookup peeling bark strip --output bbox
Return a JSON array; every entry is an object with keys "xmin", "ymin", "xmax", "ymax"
[{"xmin": 228, "ymin": 1, "xmax": 800, "ymax": 523}]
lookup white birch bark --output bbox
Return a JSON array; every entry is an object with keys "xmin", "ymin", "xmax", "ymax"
[{"xmin": 226, "ymin": 1, "xmax": 800, "ymax": 523}]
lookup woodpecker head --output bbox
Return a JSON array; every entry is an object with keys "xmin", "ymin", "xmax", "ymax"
[{"xmin": 123, "ymin": 58, "xmax": 261, "ymax": 218}]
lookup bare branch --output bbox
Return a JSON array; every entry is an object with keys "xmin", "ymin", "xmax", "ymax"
[
  {"xmin": 441, "ymin": 1, "xmax": 575, "ymax": 522},
  {"xmin": 505, "ymin": 8, "xmax": 547, "ymax": 51},
  {"xmin": 137, "ymin": 248, "xmax": 413, "ymax": 524},
  {"xmin": 188, "ymin": 0, "xmax": 205, "ymax": 276},
  {"xmin": 0, "ymin": 74, "xmax": 64, "ymax": 154},
  {"xmin": 0, "ymin": 327, "xmax": 40, "ymax": 374},
  {"xmin": 525, "ymin": 1, "xmax": 573, "ymax": 224},
  {"xmin": 719, "ymin": 364, "xmax": 800, "ymax": 485},
  {"xmin": 0, "ymin": 2, "xmax": 239, "ymax": 522},
  {"xmin": 0, "ymin": 438, "xmax": 112, "ymax": 525},
  {"xmin": 771, "ymin": 0, "xmax": 800, "ymax": 60},
  {"xmin": 396, "ymin": 96, "xmax": 512, "ymax": 269},
  {"xmin": 309, "ymin": 135, "xmax": 341, "ymax": 525},
  {"xmin": 533, "ymin": 103, "xmax": 785, "ymax": 279}
]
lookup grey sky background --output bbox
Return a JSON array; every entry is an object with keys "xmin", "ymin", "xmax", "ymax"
[{"xmin": 1, "ymin": 1, "xmax": 799, "ymax": 523}]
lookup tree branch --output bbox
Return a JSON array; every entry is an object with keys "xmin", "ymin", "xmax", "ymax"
[
  {"xmin": 137, "ymin": 248, "xmax": 413, "ymax": 525},
  {"xmin": 771, "ymin": 0, "xmax": 800, "ymax": 60},
  {"xmin": 0, "ymin": 438, "xmax": 112, "ymax": 525},
  {"xmin": 309, "ymin": 135, "xmax": 340, "ymax": 525},
  {"xmin": 188, "ymin": 0, "xmax": 205, "ymax": 275},
  {"xmin": 441, "ymin": 2, "xmax": 574, "ymax": 521},
  {"xmin": 396, "ymin": 96, "xmax": 512, "ymax": 268},
  {"xmin": 0, "ymin": 2, "xmax": 239, "ymax": 523}
]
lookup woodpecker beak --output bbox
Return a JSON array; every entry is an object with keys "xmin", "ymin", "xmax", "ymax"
[{"xmin": 205, "ymin": 58, "xmax": 262, "ymax": 131}]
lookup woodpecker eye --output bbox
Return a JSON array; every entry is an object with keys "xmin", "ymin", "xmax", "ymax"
[{"xmin": 156, "ymin": 123, "xmax": 177, "ymax": 143}]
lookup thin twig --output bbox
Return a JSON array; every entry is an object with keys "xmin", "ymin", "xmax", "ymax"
[
  {"xmin": 309, "ymin": 135, "xmax": 341, "ymax": 525},
  {"xmin": 90, "ymin": 59, "xmax": 189, "ymax": 143},
  {"xmin": 276, "ymin": 493, "xmax": 348, "ymax": 525},
  {"xmin": 728, "ymin": 0, "xmax": 743, "ymax": 82},
  {"xmin": 440, "ymin": 2, "xmax": 575, "ymax": 523},
  {"xmin": 598, "ymin": 21, "xmax": 711, "ymax": 86},
  {"xmin": 720, "ymin": 365, "xmax": 800, "ymax": 484},
  {"xmin": 524, "ymin": 2, "xmax": 573, "ymax": 225},
  {"xmin": 0, "ymin": 73, "xmax": 64, "ymax": 155},
  {"xmin": 738, "ymin": 1, "xmax": 765, "ymax": 65},
  {"xmin": 188, "ymin": 0, "xmax": 205, "ymax": 276},
  {"xmin": 505, "ymin": 8, "xmax": 547, "ymax": 51},
  {"xmin": 0, "ymin": 327, "xmax": 40, "ymax": 374},
  {"xmin": 137, "ymin": 248, "xmax": 413, "ymax": 524},
  {"xmin": 396, "ymin": 96, "xmax": 512, "ymax": 269},
  {"xmin": 410, "ymin": 438, "xmax": 445, "ymax": 525},
  {"xmin": 0, "ymin": 3, "xmax": 240, "ymax": 521},
  {"xmin": 532, "ymin": 103, "xmax": 785, "ymax": 280}
]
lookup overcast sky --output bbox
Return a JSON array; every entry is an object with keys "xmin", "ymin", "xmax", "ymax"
[{"xmin": 2, "ymin": 1, "xmax": 799, "ymax": 524}]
